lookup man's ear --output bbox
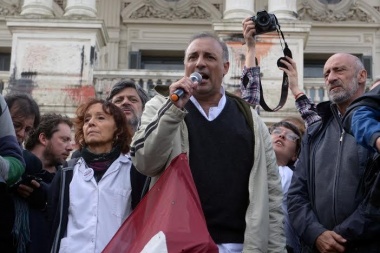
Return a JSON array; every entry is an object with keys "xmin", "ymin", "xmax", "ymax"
[
  {"xmin": 223, "ymin": 61, "xmax": 230, "ymax": 75},
  {"xmin": 358, "ymin": 69, "xmax": 367, "ymax": 86},
  {"xmin": 38, "ymin": 133, "xmax": 48, "ymax": 146}
]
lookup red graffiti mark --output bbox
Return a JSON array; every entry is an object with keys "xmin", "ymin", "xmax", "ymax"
[
  {"xmin": 63, "ymin": 85, "xmax": 96, "ymax": 104},
  {"xmin": 256, "ymin": 41, "xmax": 276, "ymax": 64},
  {"xmin": 227, "ymin": 40, "xmax": 275, "ymax": 66}
]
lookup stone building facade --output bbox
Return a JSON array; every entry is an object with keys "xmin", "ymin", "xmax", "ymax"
[{"xmin": 0, "ymin": 0, "xmax": 379, "ymax": 123}]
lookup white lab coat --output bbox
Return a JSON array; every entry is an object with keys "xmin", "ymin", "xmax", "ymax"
[{"xmin": 59, "ymin": 155, "xmax": 132, "ymax": 253}]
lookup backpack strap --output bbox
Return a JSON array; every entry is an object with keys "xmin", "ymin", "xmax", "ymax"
[{"xmin": 226, "ymin": 92, "xmax": 255, "ymax": 155}]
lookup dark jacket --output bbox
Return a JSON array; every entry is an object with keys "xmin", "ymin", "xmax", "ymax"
[
  {"xmin": 23, "ymin": 150, "xmax": 53, "ymax": 253},
  {"xmin": 288, "ymin": 101, "xmax": 380, "ymax": 253},
  {"xmin": 48, "ymin": 158, "xmax": 146, "ymax": 253},
  {"xmin": 0, "ymin": 150, "xmax": 50, "ymax": 253},
  {"xmin": 342, "ymin": 85, "xmax": 380, "ymax": 221}
]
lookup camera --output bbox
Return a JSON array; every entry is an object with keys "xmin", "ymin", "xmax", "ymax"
[
  {"xmin": 10, "ymin": 174, "xmax": 42, "ymax": 191},
  {"xmin": 250, "ymin": 10, "xmax": 278, "ymax": 35}
]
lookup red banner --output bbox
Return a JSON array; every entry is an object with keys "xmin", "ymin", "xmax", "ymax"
[{"xmin": 103, "ymin": 153, "xmax": 218, "ymax": 253}]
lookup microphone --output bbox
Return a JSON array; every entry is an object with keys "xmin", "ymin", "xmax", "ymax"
[{"xmin": 170, "ymin": 72, "xmax": 202, "ymax": 102}]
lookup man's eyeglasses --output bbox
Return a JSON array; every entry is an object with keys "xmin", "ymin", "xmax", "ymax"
[{"xmin": 271, "ymin": 128, "xmax": 299, "ymax": 143}]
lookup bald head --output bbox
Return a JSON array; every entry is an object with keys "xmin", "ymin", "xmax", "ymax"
[{"xmin": 323, "ymin": 53, "xmax": 367, "ymax": 113}]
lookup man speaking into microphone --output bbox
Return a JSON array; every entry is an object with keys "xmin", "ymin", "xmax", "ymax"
[{"xmin": 131, "ymin": 32, "xmax": 284, "ymax": 252}]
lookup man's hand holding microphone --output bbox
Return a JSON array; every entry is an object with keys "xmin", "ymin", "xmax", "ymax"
[{"xmin": 169, "ymin": 72, "xmax": 202, "ymax": 108}]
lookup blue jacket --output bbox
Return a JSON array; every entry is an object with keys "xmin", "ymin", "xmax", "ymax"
[
  {"xmin": 288, "ymin": 101, "xmax": 380, "ymax": 253},
  {"xmin": 344, "ymin": 85, "xmax": 380, "ymax": 153}
]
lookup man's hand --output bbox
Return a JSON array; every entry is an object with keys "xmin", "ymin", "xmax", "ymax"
[
  {"xmin": 315, "ymin": 231, "xmax": 346, "ymax": 253},
  {"xmin": 169, "ymin": 76, "xmax": 199, "ymax": 109},
  {"xmin": 242, "ymin": 17, "xmax": 257, "ymax": 68},
  {"xmin": 17, "ymin": 180, "xmax": 40, "ymax": 198},
  {"xmin": 278, "ymin": 56, "xmax": 303, "ymax": 97},
  {"xmin": 242, "ymin": 17, "xmax": 256, "ymax": 48}
]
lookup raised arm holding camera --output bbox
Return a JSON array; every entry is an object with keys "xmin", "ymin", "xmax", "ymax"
[
  {"xmin": 240, "ymin": 16, "xmax": 320, "ymax": 127},
  {"xmin": 241, "ymin": 15, "xmax": 306, "ymax": 253}
]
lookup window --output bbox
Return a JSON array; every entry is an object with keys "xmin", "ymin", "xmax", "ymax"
[
  {"xmin": 304, "ymin": 54, "xmax": 331, "ymax": 78},
  {"xmin": 304, "ymin": 53, "xmax": 372, "ymax": 79},
  {"xmin": 130, "ymin": 50, "xmax": 184, "ymax": 70},
  {"xmin": 0, "ymin": 53, "xmax": 11, "ymax": 71},
  {"xmin": 141, "ymin": 56, "xmax": 183, "ymax": 70}
]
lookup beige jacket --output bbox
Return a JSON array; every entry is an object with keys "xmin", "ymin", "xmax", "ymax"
[{"xmin": 131, "ymin": 92, "xmax": 285, "ymax": 252}]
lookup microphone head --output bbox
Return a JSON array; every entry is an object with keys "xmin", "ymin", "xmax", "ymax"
[{"xmin": 190, "ymin": 72, "xmax": 202, "ymax": 83}]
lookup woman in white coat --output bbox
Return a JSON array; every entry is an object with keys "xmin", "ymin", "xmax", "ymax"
[{"xmin": 49, "ymin": 98, "xmax": 133, "ymax": 253}]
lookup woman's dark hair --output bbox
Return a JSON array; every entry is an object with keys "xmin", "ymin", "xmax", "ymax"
[
  {"xmin": 269, "ymin": 121, "xmax": 302, "ymax": 165},
  {"xmin": 4, "ymin": 93, "xmax": 40, "ymax": 128},
  {"xmin": 74, "ymin": 98, "xmax": 131, "ymax": 154}
]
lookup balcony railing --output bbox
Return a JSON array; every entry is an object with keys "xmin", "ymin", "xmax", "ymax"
[
  {"xmin": 1, "ymin": 69, "xmax": 330, "ymax": 113},
  {"xmin": 94, "ymin": 69, "xmax": 184, "ymax": 99},
  {"xmin": 93, "ymin": 69, "xmax": 329, "ymax": 105}
]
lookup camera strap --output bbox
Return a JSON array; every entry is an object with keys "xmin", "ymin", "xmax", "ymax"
[{"xmin": 258, "ymin": 19, "xmax": 292, "ymax": 112}]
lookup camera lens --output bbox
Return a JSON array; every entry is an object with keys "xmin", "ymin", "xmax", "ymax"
[{"xmin": 257, "ymin": 13, "xmax": 271, "ymax": 27}]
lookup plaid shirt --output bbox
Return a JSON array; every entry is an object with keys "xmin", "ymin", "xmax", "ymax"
[
  {"xmin": 240, "ymin": 66, "xmax": 261, "ymax": 106},
  {"xmin": 295, "ymin": 95, "xmax": 321, "ymax": 127},
  {"xmin": 240, "ymin": 66, "xmax": 321, "ymax": 127}
]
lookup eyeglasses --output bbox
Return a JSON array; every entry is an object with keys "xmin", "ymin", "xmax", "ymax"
[{"xmin": 271, "ymin": 128, "xmax": 299, "ymax": 143}]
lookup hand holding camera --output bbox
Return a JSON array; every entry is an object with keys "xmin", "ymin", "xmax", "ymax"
[
  {"xmin": 250, "ymin": 10, "xmax": 278, "ymax": 35},
  {"xmin": 243, "ymin": 10, "xmax": 278, "ymax": 48},
  {"xmin": 11, "ymin": 174, "xmax": 42, "ymax": 198},
  {"xmin": 244, "ymin": 10, "xmax": 294, "ymax": 111}
]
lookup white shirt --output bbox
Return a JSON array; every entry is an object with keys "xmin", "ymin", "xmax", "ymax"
[
  {"xmin": 190, "ymin": 87, "xmax": 226, "ymax": 121},
  {"xmin": 59, "ymin": 155, "xmax": 132, "ymax": 253},
  {"xmin": 278, "ymin": 165, "xmax": 293, "ymax": 196}
]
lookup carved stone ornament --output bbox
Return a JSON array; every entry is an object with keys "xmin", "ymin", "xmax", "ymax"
[
  {"xmin": 318, "ymin": 0, "xmax": 341, "ymax": 4},
  {"xmin": 298, "ymin": 0, "xmax": 375, "ymax": 23},
  {"xmin": 0, "ymin": 0, "xmax": 21, "ymax": 16},
  {"xmin": 129, "ymin": 0, "xmax": 211, "ymax": 20}
]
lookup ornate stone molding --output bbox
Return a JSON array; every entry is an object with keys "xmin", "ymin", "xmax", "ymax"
[
  {"xmin": 0, "ymin": 0, "xmax": 21, "ymax": 16},
  {"xmin": 298, "ymin": 0, "xmax": 375, "ymax": 23},
  {"xmin": 129, "ymin": 3, "xmax": 210, "ymax": 20},
  {"xmin": 121, "ymin": 0, "xmax": 223, "ymax": 22}
]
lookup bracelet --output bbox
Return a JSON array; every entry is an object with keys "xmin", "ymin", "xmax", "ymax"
[{"xmin": 294, "ymin": 92, "xmax": 304, "ymax": 99}]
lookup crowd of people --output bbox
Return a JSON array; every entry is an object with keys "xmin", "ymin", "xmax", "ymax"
[{"xmin": 0, "ymin": 16, "xmax": 379, "ymax": 253}]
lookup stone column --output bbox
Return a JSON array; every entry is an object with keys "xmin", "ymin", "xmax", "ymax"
[
  {"xmin": 224, "ymin": 0, "xmax": 254, "ymax": 19},
  {"xmin": 21, "ymin": 0, "xmax": 54, "ymax": 17},
  {"xmin": 64, "ymin": 0, "xmax": 97, "ymax": 18},
  {"xmin": 268, "ymin": 0, "xmax": 297, "ymax": 20}
]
